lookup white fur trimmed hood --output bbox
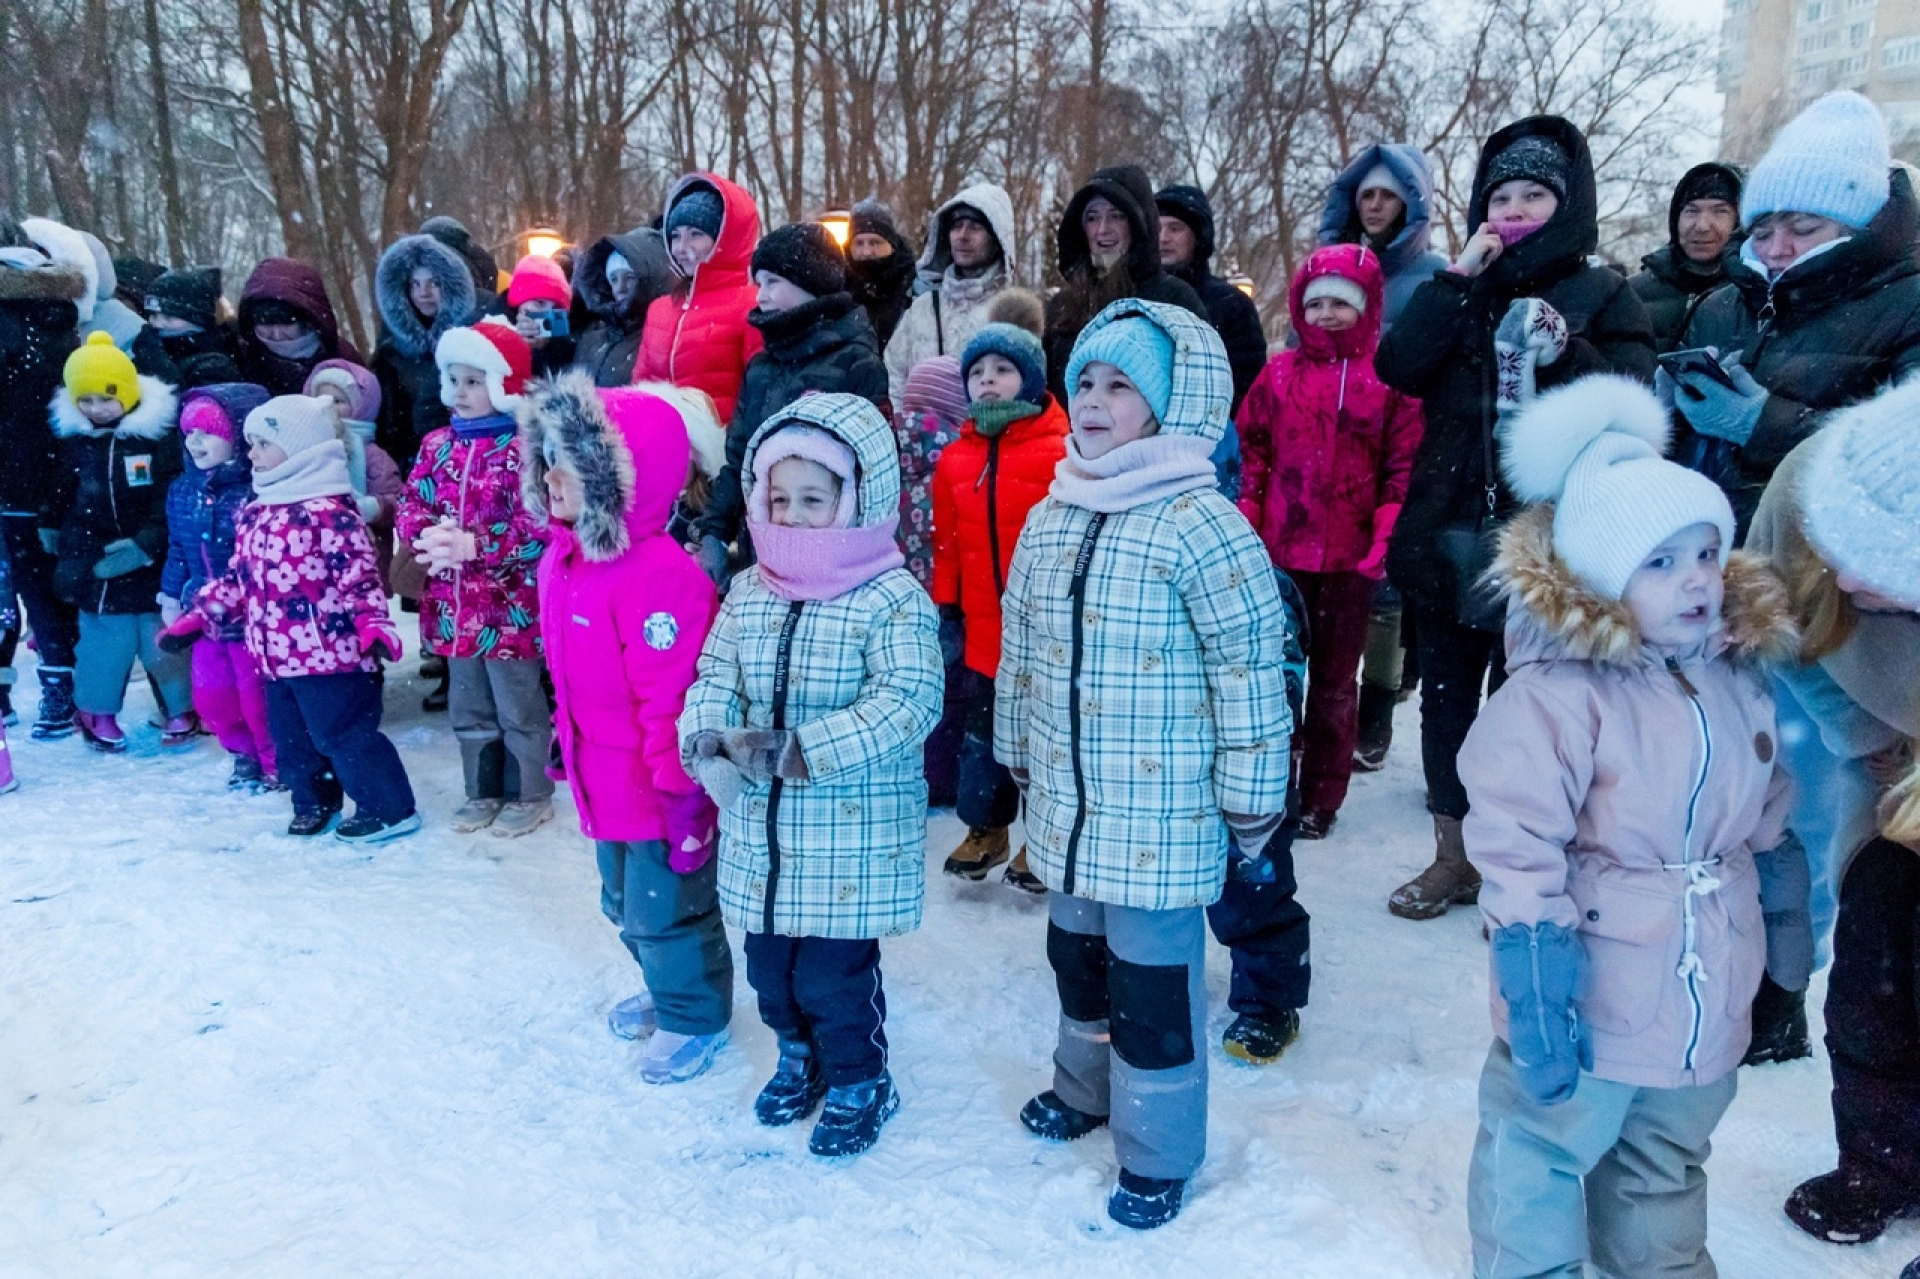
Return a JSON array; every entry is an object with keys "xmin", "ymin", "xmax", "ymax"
[{"xmin": 50, "ymin": 375, "xmax": 179, "ymax": 440}]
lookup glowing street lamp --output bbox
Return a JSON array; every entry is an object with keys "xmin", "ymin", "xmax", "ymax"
[
  {"xmin": 1229, "ymin": 273, "xmax": 1256, "ymax": 299},
  {"xmin": 817, "ymin": 208, "xmax": 853, "ymax": 249},
  {"xmin": 523, "ymin": 226, "xmax": 566, "ymax": 259}
]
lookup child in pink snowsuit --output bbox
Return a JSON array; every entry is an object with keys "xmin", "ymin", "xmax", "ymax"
[{"xmin": 159, "ymin": 382, "xmax": 279, "ymax": 789}]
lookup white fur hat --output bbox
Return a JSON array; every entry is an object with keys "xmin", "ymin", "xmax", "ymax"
[
  {"xmin": 633, "ymin": 380, "xmax": 726, "ymax": 479},
  {"xmin": 1802, "ymin": 376, "xmax": 1920, "ymax": 607},
  {"xmin": 1502, "ymin": 374, "xmax": 1735, "ymax": 599}
]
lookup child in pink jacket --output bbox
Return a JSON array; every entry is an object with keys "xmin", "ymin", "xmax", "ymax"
[
  {"xmin": 396, "ymin": 319, "xmax": 551, "ymax": 838},
  {"xmin": 521, "ymin": 373, "xmax": 730, "ymax": 1085},
  {"xmin": 1458, "ymin": 375, "xmax": 1805, "ymax": 1277}
]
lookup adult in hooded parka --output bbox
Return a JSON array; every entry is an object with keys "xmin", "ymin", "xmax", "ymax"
[
  {"xmin": 371, "ymin": 232, "xmax": 480, "ymax": 467},
  {"xmin": 884, "ymin": 183, "xmax": 1018, "ymax": 404},
  {"xmin": 571, "ymin": 228, "xmax": 675, "ymax": 387},
  {"xmin": 1630, "ymin": 162, "xmax": 1744, "ymax": 353},
  {"xmin": 1042, "ymin": 166, "xmax": 1206, "ymax": 403},
  {"xmin": 234, "ymin": 257, "xmax": 363, "ymax": 397},
  {"xmin": 1672, "ymin": 91, "xmax": 1920, "ymax": 538},
  {"xmin": 419, "ymin": 214, "xmax": 503, "ymax": 314},
  {"xmin": 633, "ymin": 173, "xmax": 765, "ymax": 424},
  {"xmin": 21, "ymin": 218, "xmax": 179, "ymax": 387},
  {"xmin": 1374, "ymin": 114, "xmax": 1655, "ymax": 924},
  {"xmin": 1316, "ymin": 143, "xmax": 1451, "ymax": 334}
]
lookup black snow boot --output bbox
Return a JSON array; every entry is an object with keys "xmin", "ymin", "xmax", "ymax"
[
  {"xmin": 1785, "ymin": 1167, "xmax": 1920, "ymax": 1244},
  {"xmin": 1107, "ymin": 1169, "xmax": 1185, "ymax": 1230},
  {"xmin": 1902, "ymin": 1254, "xmax": 1919, "ymax": 1279},
  {"xmin": 1222, "ymin": 1010, "xmax": 1301, "ymax": 1065},
  {"xmin": 1019, "ymin": 1089, "xmax": 1109, "ymax": 1141},
  {"xmin": 1742, "ymin": 974, "xmax": 1812, "ymax": 1066},
  {"xmin": 228, "ymin": 753, "xmax": 265, "ymax": 790},
  {"xmin": 754, "ymin": 1041, "xmax": 826, "ymax": 1127},
  {"xmin": 288, "ymin": 806, "xmax": 343, "ymax": 838},
  {"xmin": 1353, "ymin": 680, "xmax": 1396, "ymax": 772},
  {"xmin": 31, "ymin": 668, "xmax": 76, "ymax": 739},
  {"xmin": 808, "ymin": 1071, "xmax": 899, "ymax": 1157}
]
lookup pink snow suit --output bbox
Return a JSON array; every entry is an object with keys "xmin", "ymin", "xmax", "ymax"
[
  {"xmin": 395, "ymin": 422, "xmax": 545, "ymax": 660},
  {"xmin": 526, "ymin": 379, "xmax": 721, "ymax": 861}
]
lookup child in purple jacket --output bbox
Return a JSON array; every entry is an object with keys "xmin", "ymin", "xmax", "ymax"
[{"xmin": 159, "ymin": 382, "xmax": 278, "ymax": 790}]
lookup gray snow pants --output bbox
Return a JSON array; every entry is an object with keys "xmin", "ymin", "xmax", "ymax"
[
  {"xmin": 1047, "ymin": 894, "xmax": 1209, "ymax": 1181},
  {"xmin": 1467, "ymin": 1038, "xmax": 1737, "ymax": 1278},
  {"xmin": 448, "ymin": 657, "xmax": 553, "ymax": 802},
  {"xmin": 595, "ymin": 839, "xmax": 733, "ymax": 1036},
  {"xmin": 75, "ymin": 610, "xmax": 191, "ymax": 718}
]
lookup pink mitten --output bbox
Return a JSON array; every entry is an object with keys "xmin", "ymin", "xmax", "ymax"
[
  {"xmin": 661, "ymin": 788, "xmax": 719, "ymax": 873},
  {"xmin": 1356, "ymin": 502, "xmax": 1401, "ymax": 581},
  {"xmin": 156, "ymin": 611, "xmax": 205, "ymax": 655},
  {"xmin": 355, "ymin": 616, "xmax": 404, "ymax": 663}
]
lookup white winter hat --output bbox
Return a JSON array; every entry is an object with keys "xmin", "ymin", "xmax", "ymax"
[
  {"xmin": 244, "ymin": 394, "xmax": 342, "ymax": 458},
  {"xmin": 633, "ymin": 380, "xmax": 726, "ymax": 479},
  {"xmin": 1356, "ymin": 162, "xmax": 1408, "ymax": 205},
  {"xmin": 1802, "ymin": 377, "xmax": 1920, "ymax": 608},
  {"xmin": 1742, "ymin": 91, "xmax": 1891, "ymax": 230},
  {"xmin": 1502, "ymin": 374, "xmax": 1735, "ymax": 600},
  {"xmin": 1302, "ymin": 274, "xmax": 1369, "ymax": 314}
]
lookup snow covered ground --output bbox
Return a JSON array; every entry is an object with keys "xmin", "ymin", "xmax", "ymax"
[{"xmin": 0, "ymin": 644, "xmax": 1908, "ymax": 1278}]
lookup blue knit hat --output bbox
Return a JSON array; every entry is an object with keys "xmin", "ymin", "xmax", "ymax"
[
  {"xmin": 1065, "ymin": 315, "xmax": 1175, "ymax": 423},
  {"xmin": 961, "ymin": 322, "xmax": 1047, "ymax": 404},
  {"xmin": 1742, "ymin": 91, "xmax": 1890, "ymax": 229},
  {"xmin": 666, "ymin": 187, "xmax": 725, "ymax": 240}
]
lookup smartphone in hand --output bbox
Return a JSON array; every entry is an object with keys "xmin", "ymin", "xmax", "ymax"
[{"xmin": 1657, "ymin": 347, "xmax": 1739, "ymax": 392}]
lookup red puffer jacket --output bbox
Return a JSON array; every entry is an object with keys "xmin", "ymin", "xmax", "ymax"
[
  {"xmin": 1238, "ymin": 243, "xmax": 1423, "ymax": 576},
  {"xmin": 633, "ymin": 173, "xmax": 764, "ymax": 422},
  {"xmin": 930, "ymin": 396, "xmax": 1069, "ymax": 677}
]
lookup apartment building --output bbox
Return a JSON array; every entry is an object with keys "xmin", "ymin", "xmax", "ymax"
[{"xmin": 1718, "ymin": 0, "xmax": 1920, "ymax": 163}]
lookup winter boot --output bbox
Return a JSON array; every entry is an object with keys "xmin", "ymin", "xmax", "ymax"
[
  {"xmin": 335, "ymin": 811, "xmax": 423, "ymax": 844},
  {"xmin": 76, "ymin": 711, "xmax": 126, "ymax": 754},
  {"xmin": 0, "ymin": 678, "xmax": 14, "ymax": 727},
  {"xmin": 490, "ymin": 798, "xmax": 553, "ymax": 839},
  {"xmin": 943, "ymin": 825, "xmax": 1010, "ymax": 880},
  {"xmin": 1019, "ymin": 1090, "xmax": 1109, "ymax": 1141},
  {"xmin": 228, "ymin": 753, "xmax": 265, "ymax": 790},
  {"xmin": 0, "ymin": 721, "xmax": 17, "ymax": 794},
  {"xmin": 808, "ymin": 1071, "xmax": 900, "ymax": 1157},
  {"xmin": 1003, "ymin": 846, "xmax": 1046, "ymax": 895},
  {"xmin": 1297, "ymin": 809, "xmax": 1338, "ymax": 841},
  {"xmin": 1107, "ymin": 1169, "xmax": 1186, "ymax": 1230},
  {"xmin": 1222, "ymin": 1010, "xmax": 1301, "ymax": 1065},
  {"xmin": 1353, "ymin": 680, "xmax": 1396, "ymax": 772},
  {"xmin": 422, "ymin": 672, "xmax": 449, "ymax": 713},
  {"xmin": 755, "ymin": 1040, "xmax": 827, "ymax": 1126},
  {"xmin": 450, "ymin": 798, "xmax": 504, "ymax": 833},
  {"xmin": 1742, "ymin": 974, "xmax": 1813, "ymax": 1066},
  {"xmin": 1387, "ymin": 815, "xmax": 1480, "ymax": 920},
  {"xmin": 639, "ymin": 1029, "xmax": 727, "ymax": 1084},
  {"xmin": 31, "ymin": 668, "xmax": 76, "ymax": 739},
  {"xmin": 287, "ymin": 806, "xmax": 342, "ymax": 838},
  {"xmin": 159, "ymin": 712, "xmax": 202, "ymax": 749},
  {"xmin": 1785, "ymin": 1167, "xmax": 1920, "ymax": 1244},
  {"xmin": 1902, "ymin": 1254, "xmax": 1919, "ymax": 1279},
  {"xmin": 607, "ymin": 990, "xmax": 658, "ymax": 1041}
]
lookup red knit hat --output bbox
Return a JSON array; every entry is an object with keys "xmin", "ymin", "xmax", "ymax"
[
  {"xmin": 506, "ymin": 254, "xmax": 571, "ymax": 310},
  {"xmin": 436, "ymin": 317, "xmax": 533, "ymax": 411}
]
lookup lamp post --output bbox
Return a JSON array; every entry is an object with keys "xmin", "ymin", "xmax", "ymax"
[
  {"xmin": 816, "ymin": 208, "xmax": 853, "ymax": 249},
  {"xmin": 523, "ymin": 226, "xmax": 565, "ymax": 259},
  {"xmin": 1229, "ymin": 273, "xmax": 1256, "ymax": 299}
]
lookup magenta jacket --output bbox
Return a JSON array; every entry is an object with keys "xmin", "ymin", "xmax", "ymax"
[
  {"xmin": 395, "ymin": 420, "xmax": 545, "ymax": 660},
  {"xmin": 525, "ymin": 381, "xmax": 719, "ymax": 844}
]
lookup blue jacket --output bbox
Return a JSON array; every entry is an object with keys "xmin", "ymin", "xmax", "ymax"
[
  {"xmin": 1316, "ymin": 144, "xmax": 1450, "ymax": 332},
  {"xmin": 161, "ymin": 454, "xmax": 253, "ymax": 641}
]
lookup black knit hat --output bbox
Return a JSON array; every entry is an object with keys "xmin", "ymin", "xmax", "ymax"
[
  {"xmin": 146, "ymin": 265, "xmax": 223, "ymax": 331},
  {"xmin": 1153, "ymin": 184, "xmax": 1217, "ymax": 263},
  {"xmin": 750, "ymin": 223, "xmax": 847, "ymax": 298},
  {"xmin": 1674, "ymin": 165, "xmax": 1743, "ymax": 211},
  {"xmin": 851, "ymin": 199, "xmax": 901, "ymax": 242},
  {"xmin": 1483, "ymin": 134, "xmax": 1571, "ymax": 201}
]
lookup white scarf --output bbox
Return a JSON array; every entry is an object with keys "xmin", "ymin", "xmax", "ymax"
[
  {"xmin": 1048, "ymin": 433, "xmax": 1219, "ymax": 513},
  {"xmin": 252, "ymin": 439, "xmax": 354, "ymax": 505}
]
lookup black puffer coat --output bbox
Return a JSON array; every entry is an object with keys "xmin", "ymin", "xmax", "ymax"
[
  {"xmin": 847, "ymin": 203, "xmax": 918, "ymax": 349},
  {"xmin": 371, "ymin": 234, "xmax": 480, "ymax": 466},
  {"xmin": 1678, "ymin": 168, "xmax": 1920, "ymax": 534},
  {"xmin": 40, "ymin": 378, "xmax": 182, "ymax": 614},
  {"xmin": 696, "ymin": 291, "xmax": 890, "ymax": 550},
  {"xmin": 571, "ymin": 229, "xmax": 674, "ymax": 387},
  {"xmin": 1043, "ymin": 165, "xmax": 1207, "ymax": 401},
  {"xmin": 1377, "ymin": 116, "xmax": 1656, "ymax": 615},
  {"xmin": 1630, "ymin": 162, "xmax": 1745, "ymax": 352},
  {"xmin": 0, "ymin": 256, "xmax": 86, "ymax": 515}
]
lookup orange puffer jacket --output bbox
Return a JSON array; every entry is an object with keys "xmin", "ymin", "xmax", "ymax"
[
  {"xmin": 930, "ymin": 397, "xmax": 1070, "ymax": 678},
  {"xmin": 634, "ymin": 172, "xmax": 765, "ymax": 421}
]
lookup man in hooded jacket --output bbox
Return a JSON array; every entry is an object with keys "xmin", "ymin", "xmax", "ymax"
[
  {"xmin": 884, "ymin": 183, "xmax": 1018, "ymax": 404},
  {"xmin": 1155, "ymin": 184, "xmax": 1268, "ymax": 416},
  {"xmin": 1631, "ymin": 162, "xmax": 1744, "ymax": 353}
]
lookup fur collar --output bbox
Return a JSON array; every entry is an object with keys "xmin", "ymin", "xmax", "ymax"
[
  {"xmin": 375, "ymin": 234, "xmax": 478, "ymax": 358},
  {"xmin": 0, "ymin": 260, "xmax": 87, "ymax": 303},
  {"xmin": 50, "ymin": 375, "xmax": 180, "ymax": 441},
  {"xmin": 1494, "ymin": 504, "xmax": 1799, "ymax": 668},
  {"xmin": 518, "ymin": 373, "xmax": 637, "ymax": 562}
]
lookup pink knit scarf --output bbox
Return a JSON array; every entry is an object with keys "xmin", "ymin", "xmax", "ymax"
[
  {"xmin": 1049, "ymin": 433, "xmax": 1219, "ymax": 513},
  {"xmin": 749, "ymin": 515, "xmax": 906, "ymax": 601}
]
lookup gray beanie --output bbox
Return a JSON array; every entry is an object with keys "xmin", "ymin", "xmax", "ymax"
[
  {"xmin": 1803, "ymin": 377, "xmax": 1920, "ymax": 606},
  {"xmin": 1484, "ymin": 134, "xmax": 1571, "ymax": 202},
  {"xmin": 666, "ymin": 188, "xmax": 725, "ymax": 240}
]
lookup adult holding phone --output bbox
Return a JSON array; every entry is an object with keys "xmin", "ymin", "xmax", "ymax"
[
  {"xmin": 1672, "ymin": 91, "xmax": 1920, "ymax": 538},
  {"xmin": 507, "ymin": 254, "xmax": 577, "ymax": 377}
]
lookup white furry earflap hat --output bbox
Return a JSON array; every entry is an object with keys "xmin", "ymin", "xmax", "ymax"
[{"xmin": 1502, "ymin": 374, "xmax": 1735, "ymax": 599}]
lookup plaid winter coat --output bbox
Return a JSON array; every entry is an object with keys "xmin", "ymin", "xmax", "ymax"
[
  {"xmin": 995, "ymin": 300, "xmax": 1294, "ymax": 910},
  {"xmin": 680, "ymin": 393, "xmax": 942, "ymax": 940}
]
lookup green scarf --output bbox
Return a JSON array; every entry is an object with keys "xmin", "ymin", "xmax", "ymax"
[{"xmin": 970, "ymin": 397, "xmax": 1044, "ymax": 439}]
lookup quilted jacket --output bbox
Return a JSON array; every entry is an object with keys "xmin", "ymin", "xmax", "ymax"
[{"xmin": 633, "ymin": 174, "xmax": 765, "ymax": 422}]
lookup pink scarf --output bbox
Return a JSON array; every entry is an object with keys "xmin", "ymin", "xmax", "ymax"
[
  {"xmin": 749, "ymin": 515, "xmax": 906, "ymax": 601},
  {"xmin": 1049, "ymin": 434, "xmax": 1219, "ymax": 513},
  {"xmin": 1492, "ymin": 219, "xmax": 1548, "ymax": 247}
]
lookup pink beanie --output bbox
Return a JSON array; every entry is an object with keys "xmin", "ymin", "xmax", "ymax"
[
  {"xmin": 507, "ymin": 254, "xmax": 572, "ymax": 309},
  {"xmin": 180, "ymin": 396, "xmax": 238, "ymax": 442},
  {"xmin": 749, "ymin": 424, "xmax": 859, "ymax": 528}
]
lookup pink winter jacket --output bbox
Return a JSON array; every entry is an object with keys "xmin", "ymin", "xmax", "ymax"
[
  {"xmin": 1460, "ymin": 507, "xmax": 1800, "ymax": 1090},
  {"xmin": 395, "ymin": 421, "xmax": 545, "ymax": 660},
  {"xmin": 527, "ymin": 382, "xmax": 720, "ymax": 845}
]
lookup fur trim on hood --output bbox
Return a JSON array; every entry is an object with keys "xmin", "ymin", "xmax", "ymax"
[
  {"xmin": 0, "ymin": 258, "xmax": 87, "ymax": 303},
  {"xmin": 1493, "ymin": 504, "xmax": 1799, "ymax": 668},
  {"xmin": 50, "ymin": 374, "xmax": 179, "ymax": 440},
  {"xmin": 518, "ymin": 371, "xmax": 640, "ymax": 562},
  {"xmin": 22, "ymin": 217, "xmax": 99, "ymax": 322},
  {"xmin": 376, "ymin": 234, "xmax": 479, "ymax": 358}
]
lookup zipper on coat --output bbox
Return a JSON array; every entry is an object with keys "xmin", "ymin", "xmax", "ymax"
[
  {"xmin": 100, "ymin": 434, "xmax": 120, "ymax": 613},
  {"xmin": 762, "ymin": 600, "xmax": 805, "ymax": 935},
  {"xmin": 984, "ymin": 437, "xmax": 1006, "ymax": 597},
  {"xmin": 1059, "ymin": 513, "xmax": 1107, "ymax": 897},
  {"xmin": 1666, "ymin": 654, "xmax": 1716, "ymax": 1073},
  {"xmin": 451, "ymin": 438, "xmax": 473, "ymax": 644}
]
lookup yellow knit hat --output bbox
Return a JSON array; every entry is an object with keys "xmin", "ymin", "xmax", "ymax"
[{"xmin": 63, "ymin": 331, "xmax": 141, "ymax": 410}]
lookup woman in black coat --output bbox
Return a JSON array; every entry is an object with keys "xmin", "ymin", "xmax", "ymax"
[
  {"xmin": 1374, "ymin": 114, "xmax": 1655, "ymax": 921},
  {"xmin": 370, "ymin": 233, "xmax": 479, "ymax": 469}
]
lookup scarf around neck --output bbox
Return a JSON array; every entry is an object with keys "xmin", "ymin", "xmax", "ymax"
[
  {"xmin": 258, "ymin": 329, "xmax": 323, "ymax": 361},
  {"xmin": 749, "ymin": 515, "xmax": 906, "ymax": 602},
  {"xmin": 970, "ymin": 398, "xmax": 1043, "ymax": 439},
  {"xmin": 1049, "ymin": 433, "xmax": 1218, "ymax": 513},
  {"xmin": 252, "ymin": 439, "xmax": 354, "ymax": 505},
  {"xmin": 451, "ymin": 411, "xmax": 518, "ymax": 441}
]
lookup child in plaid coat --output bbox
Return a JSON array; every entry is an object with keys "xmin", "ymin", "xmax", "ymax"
[
  {"xmin": 995, "ymin": 299, "xmax": 1293, "ymax": 1229},
  {"xmin": 679, "ymin": 392, "xmax": 941, "ymax": 1160}
]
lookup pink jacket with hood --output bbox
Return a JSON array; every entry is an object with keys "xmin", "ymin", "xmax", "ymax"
[
  {"xmin": 523, "ymin": 373, "xmax": 720, "ymax": 848},
  {"xmin": 1460, "ymin": 504, "xmax": 1800, "ymax": 1090}
]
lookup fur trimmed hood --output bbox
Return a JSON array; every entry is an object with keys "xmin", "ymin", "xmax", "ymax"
[
  {"xmin": 21, "ymin": 217, "xmax": 99, "ymax": 322},
  {"xmin": 376, "ymin": 234, "xmax": 479, "ymax": 358},
  {"xmin": 0, "ymin": 257, "xmax": 87, "ymax": 304},
  {"xmin": 50, "ymin": 374, "xmax": 179, "ymax": 440},
  {"xmin": 1494, "ymin": 504, "xmax": 1799, "ymax": 669},
  {"xmin": 518, "ymin": 372, "xmax": 691, "ymax": 563}
]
